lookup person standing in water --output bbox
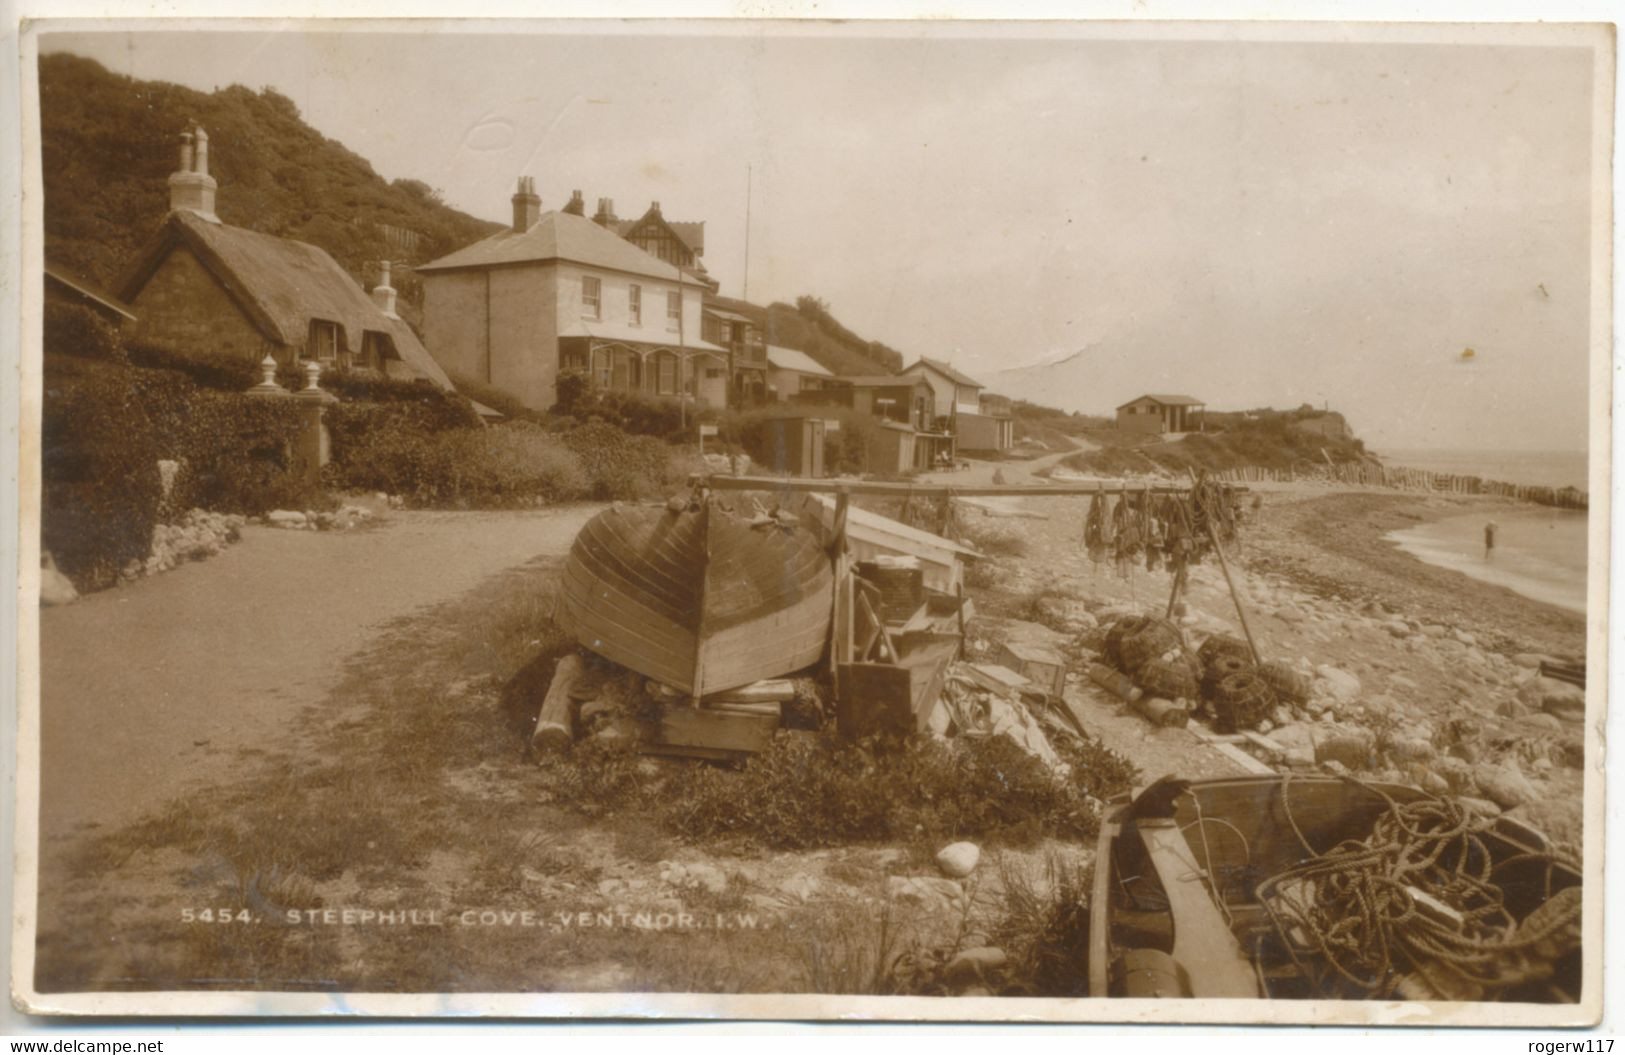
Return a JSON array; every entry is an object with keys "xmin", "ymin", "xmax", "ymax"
[{"xmin": 1485, "ymin": 520, "xmax": 1498, "ymax": 559}]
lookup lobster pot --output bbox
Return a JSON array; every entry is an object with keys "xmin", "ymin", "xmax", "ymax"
[
  {"xmin": 1137, "ymin": 654, "xmax": 1199, "ymax": 702},
  {"xmin": 1258, "ymin": 661, "xmax": 1311, "ymax": 705},
  {"xmin": 1119, "ymin": 619, "xmax": 1185, "ymax": 675},
  {"xmin": 1198, "ymin": 632, "xmax": 1253, "ymax": 667},
  {"xmin": 1103, "ymin": 615, "xmax": 1153, "ymax": 672},
  {"xmin": 1201, "ymin": 653, "xmax": 1252, "ymax": 699},
  {"xmin": 1213, "ymin": 671, "xmax": 1277, "ymax": 733}
]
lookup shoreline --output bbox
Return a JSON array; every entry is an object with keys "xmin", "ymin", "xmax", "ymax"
[{"xmin": 1241, "ymin": 488, "xmax": 1585, "ymax": 659}]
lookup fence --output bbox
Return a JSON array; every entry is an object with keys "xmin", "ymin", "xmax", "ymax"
[{"xmin": 1209, "ymin": 462, "xmax": 1588, "ymax": 511}]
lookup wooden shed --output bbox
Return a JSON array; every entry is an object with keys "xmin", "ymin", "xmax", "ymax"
[{"xmin": 757, "ymin": 415, "xmax": 827, "ymax": 478}]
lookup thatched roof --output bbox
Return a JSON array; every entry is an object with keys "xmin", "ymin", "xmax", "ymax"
[{"xmin": 119, "ymin": 211, "xmax": 453, "ymax": 390}]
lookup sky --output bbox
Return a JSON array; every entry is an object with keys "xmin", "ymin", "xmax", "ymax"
[{"xmin": 40, "ymin": 23, "xmax": 1604, "ymax": 451}]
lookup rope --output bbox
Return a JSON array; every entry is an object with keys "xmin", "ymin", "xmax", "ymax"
[{"xmin": 1258, "ymin": 775, "xmax": 1582, "ymax": 998}]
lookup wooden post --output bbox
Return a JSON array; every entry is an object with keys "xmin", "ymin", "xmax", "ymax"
[
  {"xmin": 530, "ymin": 653, "xmax": 584, "ymax": 754},
  {"xmin": 1207, "ymin": 521, "xmax": 1262, "ymax": 666}
]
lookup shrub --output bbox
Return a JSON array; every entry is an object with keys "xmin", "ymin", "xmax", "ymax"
[
  {"xmin": 655, "ymin": 730, "xmax": 1136, "ymax": 851},
  {"xmin": 561, "ymin": 420, "xmax": 677, "ymax": 500},
  {"xmin": 41, "ymin": 356, "xmax": 161, "ymax": 590},
  {"xmin": 44, "ymin": 301, "xmax": 124, "ymax": 363},
  {"xmin": 553, "ymin": 370, "xmax": 593, "ymax": 418},
  {"xmin": 444, "ymin": 371, "xmax": 549, "ymax": 424},
  {"xmin": 125, "ymin": 339, "xmax": 263, "ymax": 391},
  {"xmin": 325, "ymin": 421, "xmax": 589, "ymax": 508}
]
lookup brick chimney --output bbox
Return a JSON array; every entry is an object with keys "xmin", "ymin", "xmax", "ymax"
[
  {"xmin": 511, "ymin": 176, "xmax": 541, "ymax": 233},
  {"xmin": 592, "ymin": 197, "xmax": 619, "ymax": 227},
  {"xmin": 167, "ymin": 126, "xmax": 218, "ymax": 220},
  {"xmin": 563, "ymin": 189, "xmax": 585, "ymax": 216},
  {"xmin": 372, "ymin": 260, "xmax": 398, "ymax": 317}
]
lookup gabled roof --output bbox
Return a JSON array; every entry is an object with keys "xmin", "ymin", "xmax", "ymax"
[
  {"xmin": 904, "ymin": 356, "xmax": 985, "ymax": 389},
  {"xmin": 615, "ymin": 213, "xmax": 705, "ymax": 256},
  {"xmin": 418, "ymin": 210, "xmax": 687, "ymax": 282},
  {"xmin": 119, "ymin": 210, "xmax": 452, "ymax": 390},
  {"xmin": 1118, "ymin": 393, "xmax": 1205, "ymax": 409},
  {"xmin": 45, "ymin": 263, "xmax": 136, "ymax": 321},
  {"xmin": 765, "ymin": 344, "xmax": 833, "ymax": 377}
]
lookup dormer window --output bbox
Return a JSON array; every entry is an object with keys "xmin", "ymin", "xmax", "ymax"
[
  {"xmin": 582, "ymin": 276, "xmax": 602, "ymax": 320},
  {"xmin": 308, "ymin": 319, "xmax": 340, "ymax": 361}
]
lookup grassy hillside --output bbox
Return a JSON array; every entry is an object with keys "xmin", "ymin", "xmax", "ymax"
[
  {"xmin": 38, "ymin": 52, "xmax": 500, "ymax": 323},
  {"xmin": 708, "ymin": 294, "xmax": 905, "ymax": 377},
  {"xmin": 1060, "ymin": 410, "xmax": 1371, "ymax": 476}
]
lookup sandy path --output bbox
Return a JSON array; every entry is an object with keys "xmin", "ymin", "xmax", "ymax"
[{"xmin": 37, "ymin": 505, "xmax": 601, "ymax": 838}]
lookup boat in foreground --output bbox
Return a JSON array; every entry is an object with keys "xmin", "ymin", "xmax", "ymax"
[
  {"xmin": 1088, "ymin": 775, "xmax": 1582, "ymax": 1002},
  {"xmin": 559, "ymin": 495, "xmax": 835, "ymax": 698}
]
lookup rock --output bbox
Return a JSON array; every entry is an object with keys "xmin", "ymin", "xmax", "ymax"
[
  {"xmin": 1475, "ymin": 762, "xmax": 1539, "ymax": 809},
  {"xmin": 887, "ymin": 875, "xmax": 964, "ymax": 909},
  {"xmin": 1450, "ymin": 628, "xmax": 1478, "ymax": 647},
  {"xmin": 1495, "ymin": 695, "xmax": 1530, "ymax": 719},
  {"xmin": 1284, "ymin": 747, "xmax": 1316, "ymax": 769},
  {"xmin": 1419, "ymin": 624, "xmax": 1447, "ymax": 639},
  {"xmin": 1455, "ymin": 796, "xmax": 1502, "ymax": 818},
  {"xmin": 1421, "ymin": 771, "xmax": 1451, "ymax": 796},
  {"xmin": 1516, "ymin": 713, "xmax": 1564, "ymax": 734},
  {"xmin": 1512, "ymin": 653, "xmax": 1546, "ymax": 669},
  {"xmin": 1314, "ymin": 726, "xmax": 1376, "ymax": 769},
  {"xmin": 778, "ymin": 875, "xmax": 821, "ymax": 901},
  {"xmin": 266, "ymin": 509, "xmax": 307, "ymax": 527},
  {"xmin": 1379, "ymin": 730, "xmax": 1436, "ymax": 763},
  {"xmin": 1433, "ymin": 755, "xmax": 1474, "ymax": 793},
  {"xmin": 1383, "ymin": 620, "xmax": 1411, "ymax": 639},
  {"xmin": 942, "ymin": 946, "xmax": 1008, "ymax": 987},
  {"xmin": 1322, "ymin": 759, "xmax": 1351, "ymax": 777},
  {"xmin": 39, "ymin": 553, "xmax": 78, "ymax": 606},
  {"xmin": 935, "ymin": 842, "xmax": 981, "ymax": 878},
  {"xmin": 1518, "ymin": 676, "xmax": 1586, "ymax": 723},
  {"xmin": 1314, "ymin": 665, "xmax": 1362, "ymax": 702}
]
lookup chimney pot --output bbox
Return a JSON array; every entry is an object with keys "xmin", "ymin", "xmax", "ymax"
[
  {"xmin": 168, "ymin": 126, "xmax": 218, "ymax": 219},
  {"xmin": 372, "ymin": 260, "xmax": 398, "ymax": 317},
  {"xmin": 564, "ymin": 189, "xmax": 585, "ymax": 216}
]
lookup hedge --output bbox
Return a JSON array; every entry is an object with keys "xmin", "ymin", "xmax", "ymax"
[{"xmin": 41, "ymin": 355, "xmax": 161, "ymax": 590}]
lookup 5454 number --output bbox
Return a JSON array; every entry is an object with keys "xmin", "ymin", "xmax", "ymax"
[{"xmin": 180, "ymin": 908, "xmax": 254, "ymax": 923}]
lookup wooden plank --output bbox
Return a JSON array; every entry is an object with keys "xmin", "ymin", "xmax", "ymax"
[
  {"xmin": 708, "ymin": 680, "xmax": 796, "ymax": 704},
  {"xmin": 1240, "ymin": 729, "xmax": 1286, "ymax": 755},
  {"xmin": 703, "ymin": 474, "xmax": 1234, "ymax": 499},
  {"xmin": 656, "ymin": 706, "xmax": 778, "ymax": 754},
  {"xmin": 1211, "ymin": 740, "xmax": 1277, "ymax": 776},
  {"xmin": 638, "ymin": 742, "xmax": 747, "ymax": 763},
  {"xmin": 1140, "ymin": 820, "xmax": 1261, "ymax": 998},
  {"xmin": 963, "ymin": 663, "xmax": 1029, "ymax": 696},
  {"xmin": 1056, "ymin": 692, "xmax": 1093, "ymax": 738},
  {"xmin": 703, "ymin": 701, "xmax": 782, "ymax": 718},
  {"xmin": 1189, "ymin": 725, "xmax": 1246, "ymax": 745}
]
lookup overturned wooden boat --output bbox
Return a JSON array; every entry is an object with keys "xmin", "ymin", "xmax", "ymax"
[
  {"xmin": 1089, "ymin": 775, "xmax": 1581, "ymax": 1003},
  {"xmin": 559, "ymin": 497, "xmax": 835, "ymax": 697}
]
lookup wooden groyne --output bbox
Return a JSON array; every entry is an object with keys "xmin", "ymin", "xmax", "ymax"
[{"xmin": 1210, "ymin": 462, "xmax": 1588, "ymax": 511}]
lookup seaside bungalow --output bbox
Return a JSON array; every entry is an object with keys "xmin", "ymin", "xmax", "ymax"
[
  {"xmin": 1116, "ymin": 393, "xmax": 1206, "ymax": 435},
  {"xmin": 900, "ymin": 356, "xmax": 1013, "ymax": 453},
  {"xmin": 417, "ymin": 179, "xmax": 727, "ymax": 412},
  {"xmin": 45, "ymin": 263, "xmax": 136, "ymax": 330},
  {"xmin": 118, "ymin": 128, "xmax": 454, "ymax": 389},
  {"xmin": 766, "ymin": 344, "xmax": 835, "ymax": 398}
]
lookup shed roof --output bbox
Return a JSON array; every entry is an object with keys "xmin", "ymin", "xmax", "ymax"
[
  {"xmin": 119, "ymin": 211, "xmax": 453, "ymax": 390},
  {"xmin": 1117, "ymin": 393, "xmax": 1205, "ymax": 409},
  {"xmin": 45, "ymin": 263, "xmax": 136, "ymax": 321},
  {"xmin": 418, "ymin": 209, "xmax": 687, "ymax": 282},
  {"xmin": 765, "ymin": 344, "xmax": 833, "ymax": 377},
  {"xmin": 905, "ymin": 355, "xmax": 985, "ymax": 389}
]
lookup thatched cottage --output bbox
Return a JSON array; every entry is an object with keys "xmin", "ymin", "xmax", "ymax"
[{"xmin": 117, "ymin": 127, "xmax": 453, "ymax": 389}]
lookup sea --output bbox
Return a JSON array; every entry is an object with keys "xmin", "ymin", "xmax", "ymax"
[{"xmin": 1376, "ymin": 449, "xmax": 1590, "ymax": 615}]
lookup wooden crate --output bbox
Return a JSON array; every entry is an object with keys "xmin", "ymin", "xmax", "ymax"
[{"xmin": 998, "ymin": 642, "xmax": 1067, "ymax": 699}]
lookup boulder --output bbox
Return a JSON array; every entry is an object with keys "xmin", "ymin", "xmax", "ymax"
[
  {"xmin": 1518, "ymin": 676, "xmax": 1586, "ymax": 723},
  {"xmin": 1314, "ymin": 725, "xmax": 1376, "ymax": 769},
  {"xmin": 778, "ymin": 874, "xmax": 822, "ymax": 902},
  {"xmin": 1515, "ymin": 713, "xmax": 1564, "ymax": 735},
  {"xmin": 1314, "ymin": 665, "xmax": 1362, "ymax": 702},
  {"xmin": 1383, "ymin": 620, "xmax": 1411, "ymax": 639},
  {"xmin": 39, "ymin": 553, "xmax": 78, "ymax": 606},
  {"xmin": 1475, "ymin": 762, "xmax": 1539, "ymax": 810},
  {"xmin": 935, "ymin": 842, "xmax": 981, "ymax": 879},
  {"xmin": 1450, "ymin": 628, "xmax": 1478, "ymax": 647},
  {"xmin": 1379, "ymin": 729, "xmax": 1436, "ymax": 764},
  {"xmin": 266, "ymin": 509, "xmax": 307, "ymax": 527},
  {"xmin": 943, "ymin": 947, "xmax": 1008, "ymax": 987}
]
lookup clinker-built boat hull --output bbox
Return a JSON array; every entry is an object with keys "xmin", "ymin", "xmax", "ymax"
[{"xmin": 560, "ymin": 499, "xmax": 835, "ymax": 697}]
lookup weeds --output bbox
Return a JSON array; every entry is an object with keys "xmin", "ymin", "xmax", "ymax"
[{"xmin": 987, "ymin": 851, "xmax": 1094, "ymax": 996}]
